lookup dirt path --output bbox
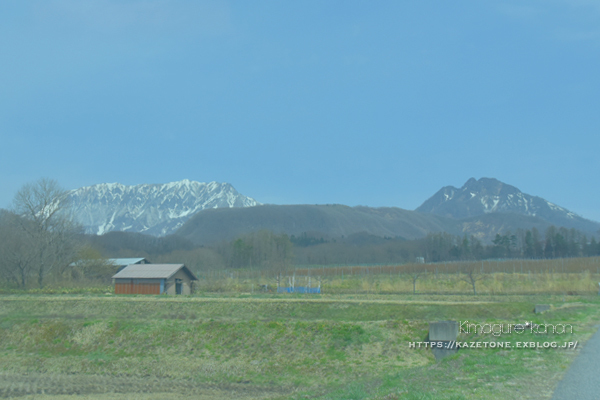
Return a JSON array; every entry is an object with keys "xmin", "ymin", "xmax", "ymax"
[{"xmin": 0, "ymin": 294, "xmax": 495, "ymax": 306}]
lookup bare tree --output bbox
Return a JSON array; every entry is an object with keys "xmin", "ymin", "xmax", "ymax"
[
  {"xmin": 0, "ymin": 211, "xmax": 37, "ymax": 287},
  {"xmin": 459, "ymin": 263, "xmax": 486, "ymax": 295},
  {"xmin": 11, "ymin": 178, "xmax": 78, "ymax": 288},
  {"xmin": 409, "ymin": 264, "xmax": 427, "ymax": 294}
]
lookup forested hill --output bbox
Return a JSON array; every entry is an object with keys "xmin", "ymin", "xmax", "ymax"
[
  {"xmin": 175, "ymin": 203, "xmax": 600, "ymax": 247},
  {"xmin": 175, "ymin": 204, "xmax": 461, "ymax": 246}
]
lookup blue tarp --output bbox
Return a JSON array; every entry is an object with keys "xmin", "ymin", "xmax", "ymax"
[{"xmin": 277, "ymin": 286, "xmax": 321, "ymax": 294}]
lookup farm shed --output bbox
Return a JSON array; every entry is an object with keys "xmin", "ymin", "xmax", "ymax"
[{"xmin": 112, "ymin": 264, "xmax": 197, "ymax": 295}]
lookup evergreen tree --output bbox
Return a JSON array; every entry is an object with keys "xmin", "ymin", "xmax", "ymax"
[{"xmin": 524, "ymin": 230, "xmax": 535, "ymax": 258}]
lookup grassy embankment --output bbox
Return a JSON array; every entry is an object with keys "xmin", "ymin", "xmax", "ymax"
[{"xmin": 0, "ymin": 290, "xmax": 599, "ymax": 399}]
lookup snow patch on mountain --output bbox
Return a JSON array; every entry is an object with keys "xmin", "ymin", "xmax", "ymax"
[
  {"xmin": 416, "ymin": 177, "xmax": 591, "ymax": 225},
  {"xmin": 68, "ymin": 180, "xmax": 260, "ymax": 236}
]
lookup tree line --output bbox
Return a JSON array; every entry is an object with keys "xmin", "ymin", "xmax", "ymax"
[
  {"xmin": 422, "ymin": 227, "xmax": 600, "ymax": 262},
  {"xmin": 151, "ymin": 228, "xmax": 600, "ymax": 274},
  {"xmin": 281, "ymin": 227, "xmax": 600, "ymax": 266}
]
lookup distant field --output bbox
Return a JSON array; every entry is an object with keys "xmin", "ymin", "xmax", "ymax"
[
  {"xmin": 195, "ymin": 257, "xmax": 600, "ymax": 296},
  {"xmin": 0, "ymin": 292, "xmax": 599, "ymax": 399}
]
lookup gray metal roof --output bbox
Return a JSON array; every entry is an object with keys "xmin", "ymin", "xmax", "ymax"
[
  {"xmin": 112, "ymin": 264, "xmax": 198, "ymax": 280},
  {"xmin": 109, "ymin": 258, "xmax": 149, "ymax": 266},
  {"xmin": 69, "ymin": 257, "xmax": 150, "ymax": 268}
]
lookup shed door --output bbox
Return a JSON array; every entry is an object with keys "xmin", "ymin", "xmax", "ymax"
[
  {"xmin": 115, "ymin": 280, "xmax": 160, "ymax": 295},
  {"xmin": 115, "ymin": 279, "xmax": 134, "ymax": 294},
  {"xmin": 134, "ymin": 281, "xmax": 160, "ymax": 294}
]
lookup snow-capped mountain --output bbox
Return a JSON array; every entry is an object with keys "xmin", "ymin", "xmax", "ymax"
[
  {"xmin": 416, "ymin": 178, "xmax": 599, "ymax": 233},
  {"xmin": 68, "ymin": 180, "xmax": 260, "ymax": 236}
]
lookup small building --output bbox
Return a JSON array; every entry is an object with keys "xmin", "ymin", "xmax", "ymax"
[{"xmin": 112, "ymin": 264, "xmax": 197, "ymax": 295}]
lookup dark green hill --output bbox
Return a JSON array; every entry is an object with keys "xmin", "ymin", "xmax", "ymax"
[{"xmin": 175, "ymin": 204, "xmax": 462, "ymax": 246}]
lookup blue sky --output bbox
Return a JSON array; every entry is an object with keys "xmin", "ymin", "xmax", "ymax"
[{"xmin": 1, "ymin": 1, "xmax": 599, "ymax": 221}]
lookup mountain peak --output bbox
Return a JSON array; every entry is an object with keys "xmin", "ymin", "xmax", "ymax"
[
  {"xmin": 417, "ymin": 177, "xmax": 530, "ymax": 218},
  {"xmin": 416, "ymin": 177, "xmax": 600, "ymax": 231},
  {"xmin": 463, "ymin": 177, "xmax": 478, "ymax": 187},
  {"xmin": 457, "ymin": 177, "xmax": 522, "ymax": 198}
]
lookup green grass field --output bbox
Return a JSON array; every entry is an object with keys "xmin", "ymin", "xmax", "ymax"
[{"xmin": 0, "ymin": 291, "xmax": 599, "ymax": 399}]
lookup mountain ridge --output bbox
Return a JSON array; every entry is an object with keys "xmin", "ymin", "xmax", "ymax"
[
  {"xmin": 66, "ymin": 177, "xmax": 600, "ymax": 244},
  {"xmin": 68, "ymin": 179, "xmax": 260, "ymax": 236}
]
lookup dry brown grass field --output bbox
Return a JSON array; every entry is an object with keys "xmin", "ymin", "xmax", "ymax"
[{"xmin": 195, "ymin": 257, "xmax": 600, "ymax": 296}]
